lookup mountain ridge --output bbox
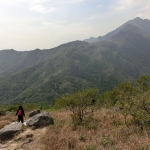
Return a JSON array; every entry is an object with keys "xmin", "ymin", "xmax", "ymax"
[
  {"xmin": 84, "ymin": 17, "xmax": 150, "ymax": 43},
  {"xmin": 0, "ymin": 17, "xmax": 150, "ymax": 104}
]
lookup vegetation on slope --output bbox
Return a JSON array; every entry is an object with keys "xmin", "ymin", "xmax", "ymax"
[
  {"xmin": 54, "ymin": 75, "xmax": 150, "ymax": 128},
  {"xmin": 41, "ymin": 109, "xmax": 150, "ymax": 150},
  {"xmin": 0, "ymin": 44, "xmax": 121, "ymax": 105},
  {"xmin": 1, "ymin": 75, "xmax": 150, "ymax": 149},
  {"xmin": 1, "ymin": 18, "xmax": 150, "ymax": 105},
  {"xmin": 41, "ymin": 75, "xmax": 150, "ymax": 149}
]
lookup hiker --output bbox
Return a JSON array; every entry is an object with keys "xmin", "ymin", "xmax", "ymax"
[{"xmin": 16, "ymin": 106, "xmax": 25, "ymax": 123}]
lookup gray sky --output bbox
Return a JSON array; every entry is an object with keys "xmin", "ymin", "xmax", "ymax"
[{"xmin": 0, "ymin": 0, "xmax": 150, "ymax": 51}]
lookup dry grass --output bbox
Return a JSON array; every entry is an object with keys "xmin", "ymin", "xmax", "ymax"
[
  {"xmin": 41, "ymin": 109, "xmax": 150, "ymax": 150},
  {"xmin": 1, "ymin": 109, "xmax": 150, "ymax": 150},
  {"xmin": 0, "ymin": 114, "xmax": 16, "ymax": 129}
]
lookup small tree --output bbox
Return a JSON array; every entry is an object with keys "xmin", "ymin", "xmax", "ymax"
[
  {"xmin": 113, "ymin": 82, "xmax": 137, "ymax": 127},
  {"xmin": 54, "ymin": 88, "xmax": 99, "ymax": 124},
  {"xmin": 136, "ymin": 74, "xmax": 150, "ymax": 92},
  {"xmin": 131, "ymin": 75, "xmax": 150, "ymax": 128}
]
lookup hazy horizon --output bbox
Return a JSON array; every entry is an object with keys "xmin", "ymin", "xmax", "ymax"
[{"xmin": 0, "ymin": 0, "xmax": 150, "ymax": 51}]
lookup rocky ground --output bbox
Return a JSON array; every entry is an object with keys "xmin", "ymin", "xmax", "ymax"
[
  {"xmin": 0, "ymin": 124, "xmax": 47, "ymax": 150},
  {"xmin": 0, "ymin": 110, "xmax": 53, "ymax": 150}
]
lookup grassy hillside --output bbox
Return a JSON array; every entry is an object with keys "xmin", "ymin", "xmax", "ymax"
[
  {"xmin": 41, "ymin": 109, "xmax": 150, "ymax": 150},
  {"xmin": 0, "ymin": 76, "xmax": 150, "ymax": 149},
  {"xmin": 1, "ymin": 109, "xmax": 150, "ymax": 149}
]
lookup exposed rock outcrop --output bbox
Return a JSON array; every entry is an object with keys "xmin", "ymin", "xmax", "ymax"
[
  {"xmin": 26, "ymin": 112, "xmax": 53, "ymax": 129},
  {"xmin": 28, "ymin": 110, "xmax": 40, "ymax": 118},
  {"xmin": 0, "ymin": 122, "xmax": 23, "ymax": 141}
]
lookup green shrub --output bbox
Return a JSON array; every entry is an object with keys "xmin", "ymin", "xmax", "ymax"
[
  {"xmin": 55, "ymin": 88, "xmax": 99, "ymax": 125},
  {"xmin": 101, "ymin": 135, "xmax": 112, "ymax": 148},
  {"xmin": 86, "ymin": 144, "xmax": 96, "ymax": 150},
  {"xmin": 6, "ymin": 105, "xmax": 17, "ymax": 112},
  {"xmin": 0, "ymin": 110, "xmax": 6, "ymax": 116},
  {"xmin": 78, "ymin": 134, "xmax": 84, "ymax": 141}
]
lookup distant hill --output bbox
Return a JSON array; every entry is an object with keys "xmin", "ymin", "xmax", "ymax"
[
  {"xmin": 84, "ymin": 17, "xmax": 150, "ymax": 43},
  {"xmin": 0, "ymin": 17, "xmax": 150, "ymax": 105}
]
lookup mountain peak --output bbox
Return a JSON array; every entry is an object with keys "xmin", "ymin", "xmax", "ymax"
[
  {"xmin": 133, "ymin": 17, "xmax": 143, "ymax": 21},
  {"xmin": 84, "ymin": 17, "xmax": 150, "ymax": 43},
  {"xmin": 129, "ymin": 17, "xmax": 144, "ymax": 24}
]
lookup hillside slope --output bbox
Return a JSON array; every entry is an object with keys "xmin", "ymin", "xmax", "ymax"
[
  {"xmin": 0, "ymin": 41, "xmax": 121, "ymax": 104},
  {"xmin": 0, "ymin": 18, "xmax": 150, "ymax": 104}
]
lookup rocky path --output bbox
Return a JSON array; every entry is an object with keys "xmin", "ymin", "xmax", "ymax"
[
  {"xmin": 0, "ymin": 125, "xmax": 47, "ymax": 150},
  {"xmin": 0, "ymin": 111, "xmax": 54, "ymax": 150}
]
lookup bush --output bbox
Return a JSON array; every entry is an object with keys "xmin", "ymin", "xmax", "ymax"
[
  {"xmin": 86, "ymin": 144, "xmax": 96, "ymax": 150},
  {"xmin": 55, "ymin": 88, "xmax": 99, "ymax": 125},
  {"xmin": 6, "ymin": 105, "xmax": 18, "ymax": 112},
  {"xmin": 0, "ymin": 110, "xmax": 6, "ymax": 116}
]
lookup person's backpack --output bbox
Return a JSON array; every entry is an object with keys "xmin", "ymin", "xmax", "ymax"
[{"xmin": 18, "ymin": 110, "xmax": 23, "ymax": 116}]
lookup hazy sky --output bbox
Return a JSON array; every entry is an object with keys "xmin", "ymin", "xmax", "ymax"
[{"xmin": 0, "ymin": 0, "xmax": 150, "ymax": 51}]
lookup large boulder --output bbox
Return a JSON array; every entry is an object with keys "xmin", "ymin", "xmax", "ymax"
[
  {"xmin": 28, "ymin": 110, "xmax": 40, "ymax": 118},
  {"xmin": 0, "ymin": 122, "xmax": 23, "ymax": 141},
  {"xmin": 26, "ymin": 112, "xmax": 53, "ymax": 129}
]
